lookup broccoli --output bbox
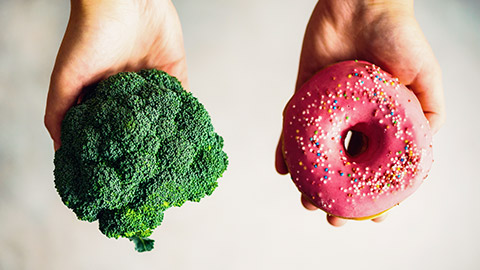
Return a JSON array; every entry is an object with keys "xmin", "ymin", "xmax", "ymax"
[{"xmin": 54, "ymin": 69, "xmax": 228, "ymax": 252}]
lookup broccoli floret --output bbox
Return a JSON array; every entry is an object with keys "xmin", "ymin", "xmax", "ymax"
[{"xmin": 54, "ymin": 69, "xmax": 228, "ymax": 252}]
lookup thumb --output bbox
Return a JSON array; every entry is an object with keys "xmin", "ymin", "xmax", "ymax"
[
  {"xmin": 275, "ymin": 135, "xmax": 289, "ymax": 175},
  {"xmin": 407, "ymin": 59, "xmax": 445, "ymax": 134},
  {"xmin": 44, "ymin": 68, "xmax": 85, "ymax": 151}
]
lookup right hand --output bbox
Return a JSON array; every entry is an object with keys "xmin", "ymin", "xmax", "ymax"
[{"xmin": 276, "ymin": 0, "xmax": 445, "ymax": 226}]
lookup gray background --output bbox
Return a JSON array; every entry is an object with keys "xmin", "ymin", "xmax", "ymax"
[{"xmin": 1, "ymin": 0, "xmax": 479, "ymax": 269}]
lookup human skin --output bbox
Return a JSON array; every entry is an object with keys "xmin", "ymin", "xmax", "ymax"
[
  {"xmin": 44, "ymin": 0, "xmax": 188, "ymax": 151},
  {"xmin": 275, "ymin": 0, "xmax": 445, "ymax": 226}
]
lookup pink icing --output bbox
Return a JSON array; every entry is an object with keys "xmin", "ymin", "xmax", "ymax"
[{"xmin": 282, "ymin": 61, "xmax": 433, "ymax": 219}]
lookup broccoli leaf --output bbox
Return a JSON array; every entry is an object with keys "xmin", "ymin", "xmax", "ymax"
[{"xmin": 129, "ymin": 236, "xmax": 155, "ymax": 253}]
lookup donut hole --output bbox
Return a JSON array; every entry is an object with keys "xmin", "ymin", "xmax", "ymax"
[{"xmin": 344, "ymin": 130, "xmax": 368, "ymax": 157}]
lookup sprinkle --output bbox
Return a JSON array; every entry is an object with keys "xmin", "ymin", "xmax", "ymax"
[
  {"xmin": 347, "ymin": 174, "xmax": 352, "ymax": 177},
  {"xmin": 324, "ymin": 175, "xmax": 328, "ymax": 179},
  {"xmin": 340, "ymin": 172, "xmax": 344, "ymax": 176},
  {"xmin": 324, "ymin": 168, "xmax": 329, "ymax": 172}
]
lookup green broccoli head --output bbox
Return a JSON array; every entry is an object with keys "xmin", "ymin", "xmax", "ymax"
[{"xmin": 54, "ymin": 69, "xmax": 228, "ymax": 252}]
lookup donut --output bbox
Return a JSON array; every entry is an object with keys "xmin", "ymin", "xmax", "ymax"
[{"xmin": 282, "ymin": 60, "xmax": 433, "ymax": 220}]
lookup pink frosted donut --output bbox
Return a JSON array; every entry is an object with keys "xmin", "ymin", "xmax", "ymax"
[{"xmin": 282, "ymin": 60, "xmax": 433, "ymax": 220}]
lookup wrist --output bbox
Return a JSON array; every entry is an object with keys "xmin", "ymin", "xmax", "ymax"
[
  {"xmin": 362, "ymin": 0, "xmax": 414, "ymax": 17},
  {"xmin": 314, "ymin": 0, "xmax": 414, "ymax": 20},
  {"xmin": 70, "ymin": 0, "xmax": 171, "ymax": 15}
]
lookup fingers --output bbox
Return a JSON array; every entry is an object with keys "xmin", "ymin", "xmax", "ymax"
[
  {"xmin": 326, "ymin": 215, "xmax": 347, "ymax": 227},
  {"xmin": 325, "ymin": 213, "xmax": 387, "ymax": 227},
  {"xmin": 371, "ymin": 213, "xmax": 388, "ymax": 223},
  {"xmin": 301, "ymin": 194, "xmax": 349, "ymax": 227},
  {"xmin": 301, "ymin": 194, "xmax": 318, "ymax": 210},
  {"xmin": 408, "ymin": 58, "xmax": 446, "ymax": 134},
  {"xmin": 275, "ymin": 135, "xmax": 289, "ymax": 175},
  {"xmin": 300, "ymin": 194, "xmax": 387, "ymax": 226},
  {"xmin": 326, "ymin": 214, "xmax": 387, "ymax": 226}
]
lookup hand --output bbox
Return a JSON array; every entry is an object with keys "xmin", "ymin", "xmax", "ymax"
[
  {"xmin": 276, "ymin": 0, "xmax": 445, "ymax": 226},
  {"xmin": 44, "ymin": 0, "xmax": 188, "ymax": 151}
]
